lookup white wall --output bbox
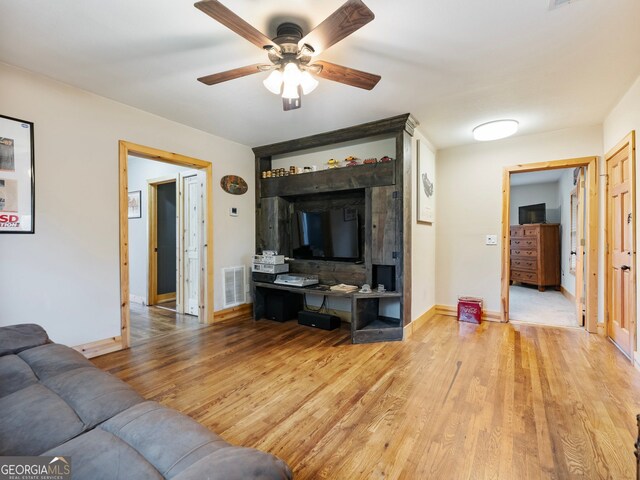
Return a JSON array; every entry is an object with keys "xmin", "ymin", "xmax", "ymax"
[
  {"xmin": 509, "ymin": 182, "xmax": 560, "ymax": 225},
  {"xmin": 127, "ymin": 156, "xmax": 193, "ymax": 303},
  {"xmin": 411, "ymin": 129, "xmax": 437, "ymax": 321},
  {"xmin": 436, "ymin": 125, "xmax": 603, "ymax": 314},
  {"xmin": 558, "ymin": 168, "xmax": 576, "ymax": 296},
  {"xmin": 603, "ymin": 73, "xmax": 640, "ymax": 362},
  {"xmin": 0, "ymin": 63, "xmax": 255, "ymax": 346}
]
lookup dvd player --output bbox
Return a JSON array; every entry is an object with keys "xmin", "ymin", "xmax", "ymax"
[{"xmin": 274, "ymin": 274, "xmax": 319, "ymax": 287}]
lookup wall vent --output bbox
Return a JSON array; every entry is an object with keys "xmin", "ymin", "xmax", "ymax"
[{"xmin": 222, "ymin": 266, "xmax": 246, "ymax": 308}]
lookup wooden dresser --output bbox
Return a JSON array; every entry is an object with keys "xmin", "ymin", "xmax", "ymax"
[{"xmin": 510, "ymin": 223, "xmax": 560, "ymax": 291}]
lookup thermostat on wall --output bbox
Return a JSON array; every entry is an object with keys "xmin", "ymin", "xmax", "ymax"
[{"xmin": 229, "ymin": 207, "xmax": 238, "ymax": 217}]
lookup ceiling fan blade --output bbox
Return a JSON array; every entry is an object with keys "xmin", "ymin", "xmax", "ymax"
[
  {"xmin": 195, "ymin": 1, "xmax": 278, "ymax": 51},
  {"xmin": 299, "ymin": 0, "xmax": 374, "ymax": 56},
  {"xmin": 312, "ymin": 61, "xmax": 380, "ymax": 90},
  {"xmin": 197, "ymin": 63, "xmax": 266, "ymax": 85}
]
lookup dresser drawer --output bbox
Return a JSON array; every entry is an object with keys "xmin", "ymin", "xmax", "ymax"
[
  {"xmin": 511, "ymin": 270, "xmax": 538, "ymax": 284},
  {"xmin": 523, "ymin": 226, "xmax": 539, "ymax": 237},
  {"xmin": 510, "ymin": 237, "xmax": 537, "ymax": 249},
  {"xmin": 511, "ymin": 249, "xmax": 537, "ymax": 259},
  {"xmin": 511, "ymin": 258, "xmax": 536, "ymax": 271},
  {"xmin": 510, "ymin": 226, "xmax": 524, "ymax": 238}
]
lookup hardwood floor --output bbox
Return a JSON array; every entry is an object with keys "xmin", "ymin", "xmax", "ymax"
[
  {"xmin": 93, "ymin": 315, "xmax": 640, "ymax": 479},
  {"xmin": 129, "ymin": 302, "xmax": 202, "ymax": 345}
]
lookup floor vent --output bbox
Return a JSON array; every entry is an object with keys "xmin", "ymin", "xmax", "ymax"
[{"xmin": 222, "ymin": 266, "xmax": 246, "ymax": 308}]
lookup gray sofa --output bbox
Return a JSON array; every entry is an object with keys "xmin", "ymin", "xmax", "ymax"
[{"xmin": 0, "ymin": 324, "xmax": 292, "ymax": 479}]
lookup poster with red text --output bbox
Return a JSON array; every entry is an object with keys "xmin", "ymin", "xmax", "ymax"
[{"xmin": 0, "ymin": 115, "xmax": 34, "ymax": 233}]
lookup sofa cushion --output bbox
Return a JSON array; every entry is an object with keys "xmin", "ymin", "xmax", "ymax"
[
  {"xmin": 42, "ymin": 366, "xmax": 143, "ymax": 429},
  {"xmin": 0, "ymin": 355, "xmax": 38, "ymax": 398},
  {"xmin": 0, "ymin": 324, "xmax": 49, "ymax": 356},
  {"xmin": 18, "ymin": 343, "xmax": 93, "ymax": 380},
  {"xmin": 173, "ymin": 448, "xmax": 293, "ymax": 480},
  {"xmin": 0, "ymin": 384, "xmax": 85, "ymax": 455},
  {"xmin": 44, "ymin": 429, "xmax": 164, "ymax": 480},
  {"xmin": 100, "ymin": 401, "xmax": 229, "ymax": 478}
]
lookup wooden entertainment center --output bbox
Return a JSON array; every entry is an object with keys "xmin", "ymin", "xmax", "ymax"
[{"xmin": 251, "ymin": 114, "xmax": 416, "ymax": 343}]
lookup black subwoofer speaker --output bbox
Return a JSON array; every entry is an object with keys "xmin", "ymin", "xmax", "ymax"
[
  {"xmin": 373, "ymin": 265, "xmax": 396, "ymax": 291},
  {"xmin": 298, "ymin": 311, "xmax": 341, "ymax": 331},
  {"xmin": 264, "ymin": 291, "xmax": 302, "ymax": 322}
]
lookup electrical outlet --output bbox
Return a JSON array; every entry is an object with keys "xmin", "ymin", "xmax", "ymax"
[
  {"xmin": 229, "ymin": 207, "xmax": 238, "ymax": 217},
  {"xmin": 485, "ymin": 235, "xmax": 498, "ymax": 245}
]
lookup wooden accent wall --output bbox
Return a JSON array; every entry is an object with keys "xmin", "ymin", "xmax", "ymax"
[{"xmin": 252, "ymin": 114, "xmax": 416, "ymax": 327}]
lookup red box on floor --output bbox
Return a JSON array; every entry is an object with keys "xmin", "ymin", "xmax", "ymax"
[{"xmin": 457, "ymin": 297, "xmax": 483, "ymax": 324}]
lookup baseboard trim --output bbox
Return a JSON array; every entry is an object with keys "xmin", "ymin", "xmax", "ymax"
[
  {"xmin": 214, "ymin": 303, "xmax": 253, "ymax": 323},
  {"xmin": 73, "ymin": 336, "xmax": 123, "ymax": 359},
  {"xmin": 404, "ymin": 305, "xmax": 437, "ymax": 339},
  {"xmin": 560, "ymin": 286, "xmax": 575, "ymax": 303},
  {"xmin": 435, "ymin": 304, "xmax": 503, "ymax": 323}
]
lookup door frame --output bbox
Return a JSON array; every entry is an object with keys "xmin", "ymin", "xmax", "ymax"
[
  {"xmin": 119, "ymin": 141, "xmax": 214, "ymax": 349},
  {"xmin": 147, "ymin": 175, "xmax": 179, "ymax": 308},
  {"xmin": 604, "ymin": 131, "xmax": 636, "ymax": 361},
  {"xmin": 501, "ymin": 156, "xmax": 599, "ymax": 332}
]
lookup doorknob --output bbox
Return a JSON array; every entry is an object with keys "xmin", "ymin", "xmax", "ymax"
[{"xmin": 621, "ymin": 265, "xmax": 631, "ymax": 271}]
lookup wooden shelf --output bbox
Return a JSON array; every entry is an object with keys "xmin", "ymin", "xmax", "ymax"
[{"xmin": 260, "ymin": 161, "xmax": 395, "ymax": 198}]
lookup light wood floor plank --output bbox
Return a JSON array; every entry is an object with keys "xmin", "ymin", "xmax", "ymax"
[{"xmin": 93, "ymin": 314, "xmax": 640, "ymax": 479}]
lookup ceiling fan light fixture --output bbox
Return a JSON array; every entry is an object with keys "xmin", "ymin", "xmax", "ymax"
[
  {"xmin": 472, "ymin": 120, "xmax": 519, "ymax": 141},
  {"xmin": 300, "ymin": 71, "xmax": 319, "ymax": 95},
  {"xmin": 282, "ymin": 82, "xmax": 300, "ymax": 100},
  {"xmin": 263, "ymin": 69, "xmax": 283, "ymax": 95},
  {"xmin": 283, "ymin": 62, "xmax": 302, "ymax": 86}
]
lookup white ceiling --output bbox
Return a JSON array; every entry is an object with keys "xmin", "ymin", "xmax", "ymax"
[
  {"xmin": 1, "ymin": 0, "xmax": 639, "ymax": 149},
  {"xmin": 510, "ymin": 169, "xmax": 568, "ymax": 186}
]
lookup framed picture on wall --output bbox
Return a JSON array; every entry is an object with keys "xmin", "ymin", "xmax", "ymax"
[
  {"xmin": 417, "ymin": 139, "xmax": 434, "ymax": 224},
  {"xmin": 0, "ymin": 114, "xmax": 35, "ymax": 233},
  {"xmin": 128, "ymin": 190, "xmax": 142, "ymax": 219}
]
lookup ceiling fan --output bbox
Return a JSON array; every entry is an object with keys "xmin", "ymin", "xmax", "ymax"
[{"xmin": 194, "ymin": 0, "xmax": 381, "ymax": 111}]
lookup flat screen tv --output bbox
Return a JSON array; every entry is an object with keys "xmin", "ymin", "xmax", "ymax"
[
  {"xmin": 292, "ymin": 207, "xmax": 360, "ymax": 261},
  {"xmin": 519, "ymin": 203, "xmax": 546, "ymax": 225}
]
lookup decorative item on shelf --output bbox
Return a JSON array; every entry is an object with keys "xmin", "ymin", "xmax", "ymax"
[
  {"xmin": 363, "ymin": 158, "xmax": 377, "ymax": 164},
  {"xmin": 377, "ymin": 284, "xmax": 386, "ymax": 293},
  {"xmin": 220, "ymin": 175, "xmax": 248, "ymax": 195},
  {"xmin": 359, "ymin": 283, "xmax": 372, "ymax": 294},
  {"xmin": 289, "ymin": 166, "xmax": 296, "ymax": 175},
  {"xmin": 380, "ymin": 156, "xmax": 393, "ymax": 163},
  {"xmin": 345, "ymin": 156, "xmax": 360, "ymax": 167},
  {"xmin": 303, "ymin": 166, "xmax": 311, "ymax": 173},
  {"xmin": 327, "ymin": 158, "xmax": 340, "ymax": 169}
]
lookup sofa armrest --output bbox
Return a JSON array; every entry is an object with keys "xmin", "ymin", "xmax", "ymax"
[
  {"xmin": 0, "ymin": 324, "xmax": 49, "ymax": 356},
  {"xmin": 172, "ymin": 447, "xmax": 293, "ymax": 480}
]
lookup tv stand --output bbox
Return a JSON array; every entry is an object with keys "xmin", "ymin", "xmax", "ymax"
[{"xmin": 253, "ymin": 282, "xmax": 403, "ymax": 344}]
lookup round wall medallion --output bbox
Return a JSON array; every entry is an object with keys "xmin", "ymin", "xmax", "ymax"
[{"xmin": 220, "ymin": 175, "xmax": 248, "ymax": 195}]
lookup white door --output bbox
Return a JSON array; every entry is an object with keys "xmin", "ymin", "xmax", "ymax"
[{"xmin": 183, "ymin": 174, "xmax": 202, "ymax": 316}]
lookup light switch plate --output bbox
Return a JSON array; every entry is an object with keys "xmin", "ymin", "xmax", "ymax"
[
  {"xmin": 229, "ymin": 207, "xmax": 238, "ymax": 217},
  {"xmin": 486, "ymin": 234, "xmax": 498, "ymax": 245}
]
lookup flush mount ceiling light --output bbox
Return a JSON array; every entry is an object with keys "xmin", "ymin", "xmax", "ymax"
[
  {"xmin": 472, "ymin": 120, "xmax": 519, "ymax": 142},
  {"xmin": 194, "ymin": 0, "xmax": 381, "ymax": 111}
]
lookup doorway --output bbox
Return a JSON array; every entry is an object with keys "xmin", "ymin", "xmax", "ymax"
[
  {"xmin": 119, "ymin": 141, "xmax": 213, "ymax": 349},
  {"xmin": 604, "ymin": 132, "xmax": 636, "ymax": 360},
  {"xmin": 501, "ymin": 156, "xmax": 598, "ymax": 332},
  {"xmin": 148, "ymin": 177, "xmax": 178, "ymax": 309},
  {"xmin": 507, "ymin": 167, "xmax": 585, "ymax": 327}
]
